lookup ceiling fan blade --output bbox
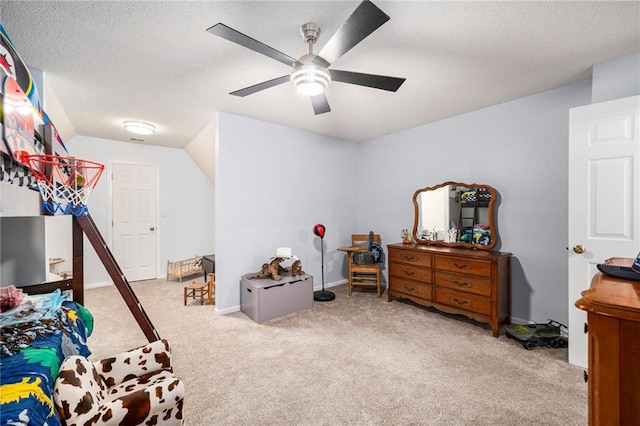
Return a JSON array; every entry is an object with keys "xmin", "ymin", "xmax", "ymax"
[
  {"xmin": 230, "ymin": 75, "xmax": 290, "ymax": 97},
  {"xmin": 207, "ymin": 23, "xmax": 301, "ymax": 68},
  {"xmin": 330, "ymin": 69, "xmax": 405, "ymax": 92},
  {"xmin": 316, "ymin": 0, "xmax": 390, "ymax": 66},
  {"xmin": 311, "ymin": 93, "xmax": 331, "ymax": 115}
]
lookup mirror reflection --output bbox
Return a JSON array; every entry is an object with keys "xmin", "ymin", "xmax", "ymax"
[{"xmin": 413, "ymin": 182, "xmax": 497, "ymax": 250}]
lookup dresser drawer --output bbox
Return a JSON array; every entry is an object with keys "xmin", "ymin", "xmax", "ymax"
[
  {"xmin": 434, "ymin": 271, "xmax": 492, "ymax": 297},
  {"xmin": 434, "ymin": 256, "xmax": 492, "ymax": 277},
  {"xmin": 389, "ymin": 249, "xmax": 432, "ymax": 267},
  {"xmin": 389, "ymin": 264, "xmax": 431, "ymax": 284},
  {"xmin": 434, "ymin": 288, "xmax": 491, "ymax": 316},
  {"xmin": 390, "ymin": 279, "xmax": 432, "ymax": 301}
]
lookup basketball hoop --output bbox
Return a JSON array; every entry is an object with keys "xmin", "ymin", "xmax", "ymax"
[{"xmin": 20, "ymin": 153, "xmax": 104, "ymax": 216}]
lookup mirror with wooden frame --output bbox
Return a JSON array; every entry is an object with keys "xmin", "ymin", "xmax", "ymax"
[{"xmin": 412, "ymin": 181, "xmax": 498, "ymax": 250}]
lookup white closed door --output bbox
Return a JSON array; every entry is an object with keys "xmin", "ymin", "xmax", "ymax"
[
  {"xmin": 111, "ymin": 162, "xmax": 158, "ymax": 282},
  {"xmin": 568, "ymin": 95, "xmax": 640, "ymax": 368}
]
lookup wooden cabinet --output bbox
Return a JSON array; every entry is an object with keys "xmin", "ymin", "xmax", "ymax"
[
  {"xmin": 575, "ymin": 266, "xmax": 640, "ymax": 425},
  {"xmin": 387, "ymin": 243, "xmax": 511, "ymax": 337}
]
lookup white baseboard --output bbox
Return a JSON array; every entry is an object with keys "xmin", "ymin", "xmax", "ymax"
[
  {"xmin": 510, "ymin": 316, "xmax": 534, "ymax": 325},
  {"xmin": 85, "ymin": 281, "xmax": 112, "ymax": 289},
  {"xmin": 215, "ymin": 304, "xmax": 240, "ymax": 315},
  {"xmin": 509, "ymin": 316, "xmax": 564, "ymax": 326},
  {"xmin": 315, "ymin": 279, "xmax": 347, "ymax": 291}
]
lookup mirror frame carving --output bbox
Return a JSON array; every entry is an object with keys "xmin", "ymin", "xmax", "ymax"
[{"xmin": 412, "ymin": 181, "xmax": 498, "ymax": 251}]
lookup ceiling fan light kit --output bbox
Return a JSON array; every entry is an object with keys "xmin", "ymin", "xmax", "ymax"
[
  {"xmin": 290, "ymin": 56, "xmax": 331, "ymax": 97},
  {"xmin": 291, "ymin": 23, "xmax": 331, "ymax": 97},
  {"xmin": 123, "ymin": 121, "xmax": 155, "ymax": 135},
  {"xmin": 206, "ymin": 0, "xmax": 405, "ymax": 115}
]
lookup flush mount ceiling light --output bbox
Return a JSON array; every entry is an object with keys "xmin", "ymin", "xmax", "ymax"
[{"xmin": 124, "ymin": 121, "xmax": 155, "ymax": 135}]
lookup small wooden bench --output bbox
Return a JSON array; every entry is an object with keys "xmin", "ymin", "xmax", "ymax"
[{"xmin": 184, "ymin": 282, "xmax": 209, "ymax": 305}]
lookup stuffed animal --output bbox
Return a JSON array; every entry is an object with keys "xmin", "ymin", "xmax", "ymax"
[
  {"xmin": 250, "ymin": 257, "xmax": 285, "ymax": 280},
  {"xmin": 291, "ymin": 259, "xmax": 304, "ymax": 276}
]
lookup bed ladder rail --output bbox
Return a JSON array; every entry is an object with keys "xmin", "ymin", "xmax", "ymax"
[{"xmin": 74, "ymin": 214, "xmax": 160, "ymax": 343}]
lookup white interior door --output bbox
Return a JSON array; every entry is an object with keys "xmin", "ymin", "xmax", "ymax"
[
  {"xmin": 110, "ymin": 162, "xmax": 158, "ymax": 282},
  {"xmin": 568, "ymin": 95, "xmax": 639, "ymax": 368}
]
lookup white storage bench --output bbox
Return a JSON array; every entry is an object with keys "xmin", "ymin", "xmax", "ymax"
[
  {"xmin": 167, "ymin": 255, "xmax": 203, "ymax": 282},
  {"xmin": 240, "ymin": 272, "xmax": 313, "ymax": 323}
]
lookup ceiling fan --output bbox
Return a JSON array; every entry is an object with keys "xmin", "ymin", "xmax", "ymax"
[{"xmin": 206, "ymin": 0, "xmax": 406, "ymax": 115}]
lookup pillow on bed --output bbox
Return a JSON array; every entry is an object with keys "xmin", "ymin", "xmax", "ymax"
[{"xmin": 0, "ymin": 286, "xmax": 25, "ymax": 312}]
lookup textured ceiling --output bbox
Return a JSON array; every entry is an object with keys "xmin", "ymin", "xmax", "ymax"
[{"xmin": 2, "ymin": 1, "xmax": 639, "ymax": 148}]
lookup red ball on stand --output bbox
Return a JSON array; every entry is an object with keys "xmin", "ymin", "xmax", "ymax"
[
  {"xmin": 312, "ymin": 224, "xmax": 334, "ymax": 302},
  {"xmin": 313, "ymin": 223, "xmax": 325, "ymax": 239}
]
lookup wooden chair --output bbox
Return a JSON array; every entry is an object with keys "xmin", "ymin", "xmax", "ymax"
[
  {"xmin": 207, "ymin": 272, "xmax": 216, "ymax": 305},
  {"xmin": 348, "ymin": 233, "xmax": 383, "ymax": 297}
]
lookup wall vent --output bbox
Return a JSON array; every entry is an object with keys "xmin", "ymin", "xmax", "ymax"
[{"xmin": 129, "ymin": 137, "xmax": 145, "ymax": 142}]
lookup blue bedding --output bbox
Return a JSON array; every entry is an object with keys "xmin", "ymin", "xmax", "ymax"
[{"xmin": 0, "ymin": 290, "xmax": 92, "ymax": 426}]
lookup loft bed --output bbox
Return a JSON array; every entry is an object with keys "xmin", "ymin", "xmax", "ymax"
[{"xmin": 0, "ymin": 27, "xmax": 162, "ymax": 425}]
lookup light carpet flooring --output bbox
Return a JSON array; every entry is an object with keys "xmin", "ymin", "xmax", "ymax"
[{"xmin": 83, "ymin": 278, "xmax": 587, "ymax": 425}]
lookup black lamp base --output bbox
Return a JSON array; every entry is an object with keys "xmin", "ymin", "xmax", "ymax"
[{"xmin": 314, "ymin": 290, "xmax": 335, "ymax": 302}]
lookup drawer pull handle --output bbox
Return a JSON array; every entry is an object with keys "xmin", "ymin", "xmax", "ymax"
[
  {"xmin": 403, "ymin": 270, "xmax": 417, "ymax": 277},
  {"xmin": 451, "ymin": 297, "xmax": 470, "ymax": 306},
  {"xmin": 451, "ymin": 262, "xmax": 471, "ymax": 270},
  {"xmin": 451, "ymin": 280, "xmax": 471, "ymax": 288},
  {"xmin": 402, "ymin": 255, "xmax": 418, "ymax": 262},
  {"xmin": 402, "ymin": 284, "xmax": 417, "ymax": 292}
]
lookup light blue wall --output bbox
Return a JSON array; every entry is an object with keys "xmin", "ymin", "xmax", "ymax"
[
  {"xmin": 212, "ymin": 53, "xmax": 637, "ymax": 323},
  {"xmin": 215, "ymin": 112, "xmax": 358, "ymax": 312},
  {"xmin": 592, "ymin": 53, "xmax": 640, "ymax": 103},
  {"xmin": 357, "ymin": 81, "xmax": 592, "ymax": 325},
  {"xmin": 66, "ymin": 136, "xmax": 215, "ymax": 285},
  {"xmin": 215, "ymin": 81, "xmax": 591, "ymax": 323},
  {"xmin": 215, "ymin": 83, "xmax": 593, "ymax": 324}
]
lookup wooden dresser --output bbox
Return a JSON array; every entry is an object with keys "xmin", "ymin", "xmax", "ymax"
[
  {"xmin": 387, "ymin": 243, "xmax": 511, "ymax": 337},
  {"xmin": 575, "ymin": 261, "xmax": 640, "ymax": 425}
]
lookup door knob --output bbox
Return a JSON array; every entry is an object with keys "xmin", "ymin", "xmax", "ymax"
[
  {"xmin": 573, "ymin": 245, "xmax": 586, "ymax": 254},
  {"xmin": 150, "ymin": 226, "xmax": 155, "ymax": 231}
]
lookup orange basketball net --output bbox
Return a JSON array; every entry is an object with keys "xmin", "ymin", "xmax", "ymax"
[{"xmin": 20, "ymin": 153, "xmax": 105, "ymax": 216}]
